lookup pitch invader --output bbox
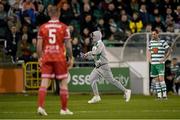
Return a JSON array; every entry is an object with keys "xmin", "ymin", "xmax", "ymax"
[
  {"xmin": 82, "ymin": 30, "xmax": 131, "ymax": 104},
  {"xmin": 148, "ymin": 29, "xmax": 172, "ymax": 99}
]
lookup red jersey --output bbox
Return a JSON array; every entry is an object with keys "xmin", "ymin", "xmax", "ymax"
[{"xmin": 38, "ymin": 19, "xmax": 70, "ymax": 62}]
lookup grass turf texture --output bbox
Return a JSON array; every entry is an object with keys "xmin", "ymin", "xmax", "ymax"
[{"xmin": 0, "ymin": 94, "xmax": 179, "ymax": 119}]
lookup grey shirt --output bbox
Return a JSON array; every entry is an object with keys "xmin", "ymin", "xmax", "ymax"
[{"xmin": 86, "ymin": 40, "xmax": 108, "ymax": 67}]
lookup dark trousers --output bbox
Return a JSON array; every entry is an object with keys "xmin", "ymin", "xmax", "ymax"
[
  {"xmin": 165, "ymin": 79, "xmax": 174, "ymax": 93},
  {"xmin": 175, "ymin": 82, "xmax": 180, "ymax": 94}
]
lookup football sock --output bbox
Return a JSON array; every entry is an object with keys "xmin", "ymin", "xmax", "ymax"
[
  {"xmin": 160, "ymin": 81, "xmax": 167, "ymax": 97},
  {"xmin": 38, "ymin": 87, "xmax": 47, "ymax": 108},
  {"xmin": 60, "ymin": 88, "xmax": 68, "ymax": 110},
  {"xmin": 150, "ymin": 79, "xmax": 156, "ymax": 94},
  {"xmin": 155, "ymin": 82, "xmax": 162, "ymax": 98}
]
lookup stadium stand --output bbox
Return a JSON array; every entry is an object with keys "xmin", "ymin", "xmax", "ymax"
[{"xmin": 0, "ymin": 0, "xmax": 179, "ymax": 63}]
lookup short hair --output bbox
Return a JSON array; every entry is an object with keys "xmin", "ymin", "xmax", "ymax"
[
  {"xmin": 152, "ymin": 29, "xmax": 159, "ymax": 34},
  {"xmin": 48, "ymin": 6, "xmax": 59, "ymax": 17},
  {"xmin": 172, "ymin": 57, "xmax": 177, "ymax": 60},
  {"xmin": 165, "ymin": 59, "xmax": 171, "ymax": 65}
]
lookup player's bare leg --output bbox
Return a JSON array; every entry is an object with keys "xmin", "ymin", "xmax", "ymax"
[
  {"xmin": 59, "ymin": 78, "xmax": 73, "ymax": 115},
  {"xmin": 37, "ymin": 78, "xmax": 49, "ymax": 116}
]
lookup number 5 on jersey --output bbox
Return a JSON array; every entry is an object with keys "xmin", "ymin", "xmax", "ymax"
[{"xmin": 49, "ymin": 29, "xmax": 56, "ymax": 44}]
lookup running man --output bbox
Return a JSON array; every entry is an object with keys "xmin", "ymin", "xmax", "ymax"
[
  {"xmin": 37, "ymin": 6, "xmax": 73, "ymax": 115},
  {"xmin": 82, "ymin": 30, "xmax": 131, "ymax": 103}
]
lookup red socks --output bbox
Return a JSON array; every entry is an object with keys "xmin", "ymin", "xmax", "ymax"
[
  {"xmin": 60, "ymin": 88, "xmax": 68, "ymax": 110},
  {"xmin": 38, "ymin": 87, "xmax": 47, "ymax": 108},
  {"xmin": 38, "ymin": 87, "xmax": 69, "ymax": 110}
]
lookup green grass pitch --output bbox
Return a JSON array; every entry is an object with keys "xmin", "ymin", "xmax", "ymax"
[{"xmin": 0, "ymin": 94, "xmax": 179, "ymax": 119}]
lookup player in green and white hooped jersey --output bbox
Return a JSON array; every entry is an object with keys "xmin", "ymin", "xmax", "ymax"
[
  {"xmin": 82, "ymin": 30, "xmax": 131, "ymax": 103},
  {"xmin": 148, "ymin": 30, "xmax": 172, "ymax": 99}
]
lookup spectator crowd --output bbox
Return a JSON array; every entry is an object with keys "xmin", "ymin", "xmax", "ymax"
[{"xmin": 0, "ymin": 0, "xmax": 179, "ymax": 63}]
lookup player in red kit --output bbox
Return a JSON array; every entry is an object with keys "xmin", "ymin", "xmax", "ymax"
[{"xmin": 37, "ymin": 6, "xmax": 73, "ymax": 115}]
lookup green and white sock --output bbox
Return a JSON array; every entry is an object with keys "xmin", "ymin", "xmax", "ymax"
[
  {"xmin": 155, "ymin": 82, "xmax": 162, "ymax": 98},
  {"xmin": 150, "ymin": 79, "xmax": 156, "ymax": 94},
  {"xmin": 160, "ymin": 81, "xmax": 167, "ymax": 98}
]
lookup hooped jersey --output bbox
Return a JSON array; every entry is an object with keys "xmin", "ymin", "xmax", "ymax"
[
  {"xmin": 148, "ymin": 39, "xmax": 169, "ymax": 64},
  {"xmin": 38, "ymin": 19, "xmax": 70, "ymax": 62}
]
